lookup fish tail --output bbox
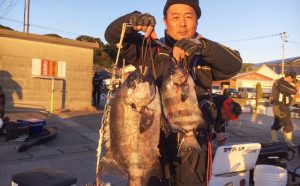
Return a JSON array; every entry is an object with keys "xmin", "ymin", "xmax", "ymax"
[
  {"xmin": 177, "ymin": 134, "xmax": 202, "ymax": 157},
  {"xmin": 128, "ymin": 176, "xmax": 142, "ymax": 186}
]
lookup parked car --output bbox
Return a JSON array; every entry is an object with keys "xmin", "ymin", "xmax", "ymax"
[
  {"xmin": 223, "ymin": 88, "xmax": 241, "ymax": 98},
  {"xmin": 211, "ymin": 86, "xmax": 223, "ymax": 95},
  {"xmin": 238, "ymin": 87, "xmax": 256, "ymax": 99},
  {"xmin": 262, "ymin": 88, "xmax": 272, "ymax": 99},
  {"xmin": 96, "ymin": 70, "xmax": 112, "ymax": 92}
]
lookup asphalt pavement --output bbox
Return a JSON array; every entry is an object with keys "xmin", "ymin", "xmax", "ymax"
[{"xmin": 0, "ymin": 109, "xmax": 299, "ymax": 186}]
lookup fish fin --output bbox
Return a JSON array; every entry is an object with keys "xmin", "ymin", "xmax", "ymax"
[
  {"xmin": 98, "ymin": 156, "xmax": 128, "ymax": 179},
  {"xmin": 177, "ymin": 136, "xmax": 202, "ymax": 157},
  {"xmin": 139, "ymin": 108, "xmax": 154, "ymax": 133}
]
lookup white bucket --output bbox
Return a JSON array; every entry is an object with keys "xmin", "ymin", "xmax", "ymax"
[{"xmin": 254, "ymin": 165, "xmax": 287, "ymax": 186}]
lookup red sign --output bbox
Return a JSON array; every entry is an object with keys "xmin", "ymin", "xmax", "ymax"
[{"xmin": 40, "ymin": 60, "xmax": 58, "ymax": 77}]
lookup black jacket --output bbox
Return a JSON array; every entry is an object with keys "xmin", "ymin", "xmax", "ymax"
[
  {"xmin": 271, "ymin": 78, "xmax": 297, "ymax": 106},
  {"xmin": 211, "ymin": 94, "xmax": 229, "ymax": 133},
  {"xmin": 105, "ymin": 12, "xmax": 242, "ymax": 93},
  {"xmin": 105, "ymin": 12, "xmax": 243, "ymax": 185},
  {"xmin": 0, "ymin": 85, "xmax": 5, "ymax": 118}
]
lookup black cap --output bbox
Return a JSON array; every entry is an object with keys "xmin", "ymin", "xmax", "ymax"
[
  {"xmin": 230, "ymin": 101, "xmax": 242, "ymax": 118},
  {"xmin": 163, "ymin": 0, "xmax": 201, "ymax": 19},
  {"xmin": 285, "ymin": 71, "xmax": 297, "ymax": 79}
]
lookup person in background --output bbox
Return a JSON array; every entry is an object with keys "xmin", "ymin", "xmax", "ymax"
[
  {"xmin": 270, "ymin": 71, "xmax": 297, "ymax": 147},
  {"xmin": 211, "ymin": 94, "xmax": 242, "ymax": 146},
  {"xmin": 105, "ymin": 0, "xmax": 242, "ymax": 185},
  {"xmin": 92, "ymin": 72, "xmax": 102, "ymax": 107},
  {"xmin": 0, "ymin": 85, "xmax": 5, "ymax": 119},
  {"xmin": 199, "ymin": 94, "xmax": 242, "ymax": 146}
]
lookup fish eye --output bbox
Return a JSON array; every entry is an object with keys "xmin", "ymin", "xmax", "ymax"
[{"xmin": 130, "ymin": 103, "xmax": 137, "ymax": 109}]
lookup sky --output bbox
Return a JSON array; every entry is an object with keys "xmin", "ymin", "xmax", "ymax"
[{"xmin": 0, "ymin": 0, "xmax": 299, "ymax": 64}]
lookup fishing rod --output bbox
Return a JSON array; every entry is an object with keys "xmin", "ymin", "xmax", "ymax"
[
  {"xmin": 123, "ymin": 23, "xmax": 173, "ymax": 52},
  {"xmin": 153, "ymin": 39, "xmax": 173, "ymax": 52}
]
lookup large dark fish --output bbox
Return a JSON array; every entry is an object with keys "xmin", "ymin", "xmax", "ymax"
[
  {"xmin": 102, "ymin": 67, "xmax": 161, "ymax": 186},
  {"xmin": 161, "ymin": 63, "xmax": 204, "ymax": 156}
]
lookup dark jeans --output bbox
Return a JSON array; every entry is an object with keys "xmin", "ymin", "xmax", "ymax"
[
  {"xmin": 92, "ymin": 89, "xmax": 101, "ymax": 106},
  {"xmin": 271, "ymin": 105, "xmax": 293, "ymax": 132},
  {"xmin": 159, "ymin": 132, "xmax": 208, "ymax": 186}
]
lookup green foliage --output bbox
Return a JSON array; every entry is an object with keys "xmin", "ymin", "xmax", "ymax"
[
  {"xmin": 241, "ymin": 63, "xmax": 254, "ymax": 72},
  {"xmin": 0, "ymin": 24, "xmax": 14, "ymax": 31},
  {"xmin": 44, "ymin": 34, "xmax": 62, "ymax": 38},
  {"xmin": 76, "ymin": 35, "xmax": 116, "ymax": 69}
]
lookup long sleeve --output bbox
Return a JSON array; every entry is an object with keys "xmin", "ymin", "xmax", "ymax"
[
  {"xmin": 201, "ymin": 39, "xmax": 243, "ymax": 81},
  {"xmin": 104, "ymin": 11, "xmax": 148, "ymax": 68}
]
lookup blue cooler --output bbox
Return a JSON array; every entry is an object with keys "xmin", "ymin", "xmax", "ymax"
[{"xmin": 17, "ymin": 119, "xmax": 47, "ymax": 136}]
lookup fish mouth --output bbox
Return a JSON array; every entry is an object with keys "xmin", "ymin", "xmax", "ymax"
[
  {"xmin": 172, "ymin": 68, "xmax": 188, "ymax": 86},
  {"xmin": 128, "ymin": 81, "xmax": 157, "ymax": 111}
]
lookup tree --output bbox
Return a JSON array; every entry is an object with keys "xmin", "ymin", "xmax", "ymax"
[
  {"xmin": 76, "ymin": 35, "xmax": 116, "ymax": 68},
  {"xmin": 241, "ymin": 63, "xmax": 254, "ymax": 72},
  {"xmin": 44, "ymin": 34, "xmax": 62, "ymax": 38},
  {"xmin": 0, "ymin": 25, "xmax": 14, "ymax": 31}
]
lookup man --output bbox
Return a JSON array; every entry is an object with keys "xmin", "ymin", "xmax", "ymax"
[
  {"xmin": 270, "ymin": 71, "xmax": 297, "ymax": 147},
  {"xmin": 92, "ymin": 72, "xmax": 102, "ymax": 107},
  {"xmin": 105, "ymin": 0, "xmax": 242, "ymax": 185},
  {"xmin": 201, "ymin": 94, "xmax": 242, "ymax": 146}
]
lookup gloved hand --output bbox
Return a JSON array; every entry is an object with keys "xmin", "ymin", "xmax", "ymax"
[
  {"xmin": 273, "ymin": 104, "xmax": 286, "ymax": 118},
  {"xmin": 173, "ymin": 37, "xmax": 207, "ymax": 62},
  {"xmin": 216, "ymin": 132, "xmax": 227, "ymax": 146},
  {"xmin": 129, "ymin": 12, "xmax": 157, "ymax": 39}
]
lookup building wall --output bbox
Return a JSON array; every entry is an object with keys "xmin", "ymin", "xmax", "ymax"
[
  {"xmin": 0, "ymin": 31, "xmax": 97, "ymax": 112},
  {"xmin": 236, "ymin": 79, "xmax": 274, "ymax": 89},
  {"xmin": 256, "ymin": 65, "xmax": 279, "ymax": 80}
]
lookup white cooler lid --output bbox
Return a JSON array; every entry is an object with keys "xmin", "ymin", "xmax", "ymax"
[{"xmin": 212, "ymin": 143, "xmax": 261, "ymax": 175}]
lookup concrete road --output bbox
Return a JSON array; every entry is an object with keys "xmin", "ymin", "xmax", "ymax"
[{"xmin": 0, "ymin": 111, "xmax": 299, "ymax": 186}]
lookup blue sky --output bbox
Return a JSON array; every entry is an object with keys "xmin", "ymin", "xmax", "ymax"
[{"xmin": 0, "ymin": 0, "xmax": 299, "ymax": 63}]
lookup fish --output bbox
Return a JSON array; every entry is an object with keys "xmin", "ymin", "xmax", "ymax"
[
  {"xmin": 161, "ymin": 62, "xmax": 204, "ymax": 157},
  {"xmin": 101, "ymin": 66, "xmax": 161, "ymax": 186}
]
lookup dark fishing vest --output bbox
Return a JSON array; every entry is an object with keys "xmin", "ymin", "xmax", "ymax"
[{"xmin": 271, "ymin": 78, "xmax": 297, "ymax": 106}]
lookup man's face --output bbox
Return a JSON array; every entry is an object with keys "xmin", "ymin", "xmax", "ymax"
[
  {"xmin": 284, "ymin": 76, "xmax": 295, "ymax": 84},
  {"xmin": 164, "ymin": 4, "xmax": 198, "ymax": 41}
]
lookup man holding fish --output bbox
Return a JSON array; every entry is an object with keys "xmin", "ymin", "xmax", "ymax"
[{"xmin": 104, "ymin": 0, "xmax": 242, "ymax": 185}]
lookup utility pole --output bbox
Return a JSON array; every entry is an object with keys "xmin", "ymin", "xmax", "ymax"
[
  {"xmin": 281, "ymin": 32, "xmax": 288, "ymax": 76},
  {"xmin": 23, "ymin": 0, "xmax": 30, "ymax": 33}
]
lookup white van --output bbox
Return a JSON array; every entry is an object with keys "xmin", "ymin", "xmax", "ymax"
[
  {"xmin": 238, "ymin": 87, "xmax": 256, "ymax": 99},
  {"xmin": 211, "ymin": 86, "xmax": 223, "ymax": 94}
]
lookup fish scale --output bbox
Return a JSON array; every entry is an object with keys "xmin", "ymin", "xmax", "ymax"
[
  {"xmin": 161, "ymin": 64, "xmax": 204, "ymax": 156},
  {"xmin": 102, "ymin": 68, "xmax": 162, "ymax": 186}
]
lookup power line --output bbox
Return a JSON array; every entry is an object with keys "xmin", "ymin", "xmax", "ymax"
[
  {"xmin": 222, "ymin": 33, "xmax": 281, "ymax": 43},
  {"xmin": 0, "ymin": 0, "xmax": 20, "ymax": 19},
  {"xmin": 1, "ymin": 17, "xmax": 83, "ymax": 37}
]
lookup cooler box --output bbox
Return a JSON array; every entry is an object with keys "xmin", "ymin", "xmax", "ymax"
[
  {"xmin": 209, "ymin": 143, "xmax": 261, "ymax": 186},
  {"xmin": 17, "ymin": 119, "xmax": 46, "ymax": 136},
  {"xmin": 209, "ymin": 170, "xmax": 249, "ymax": 186}
]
